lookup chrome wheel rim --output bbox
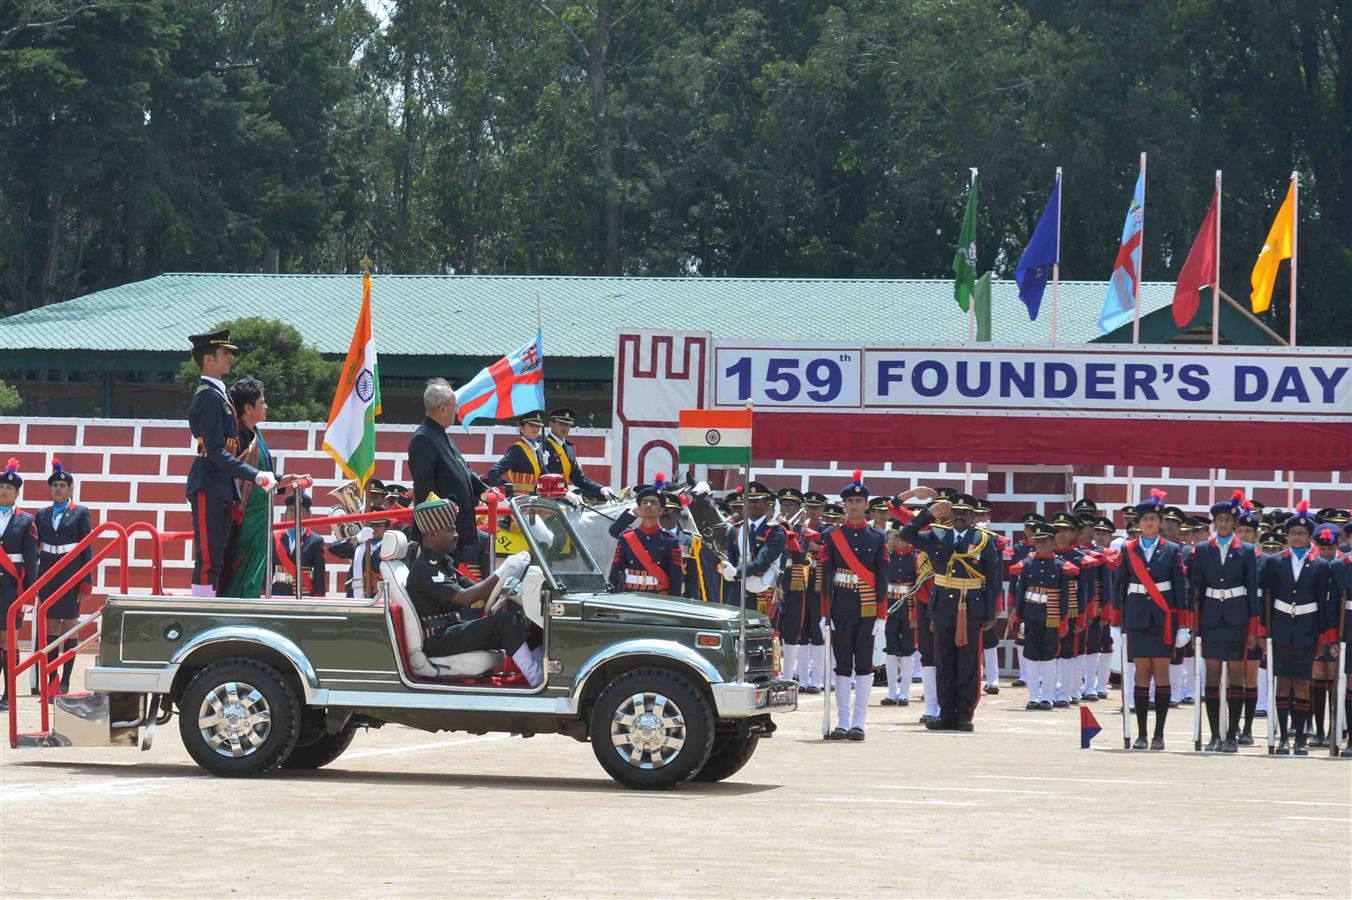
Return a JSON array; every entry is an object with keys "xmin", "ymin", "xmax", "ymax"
[
  {"xmin": 198, "ymin": 681, "xmax": 272, "ymax": 758},
  {"xmin": 611, "ymin": 691, "xmax": 686, "ymax": 769}
]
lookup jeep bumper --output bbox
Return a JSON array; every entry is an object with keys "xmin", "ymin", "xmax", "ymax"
[{"xmin": 711, "ymin": 679, "xmax": 798, "ymax": 717}]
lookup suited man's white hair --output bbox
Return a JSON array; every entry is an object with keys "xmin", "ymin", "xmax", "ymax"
[{"xmin": 423, "ymin": 378, "xmax": 456, "ymax": 413}]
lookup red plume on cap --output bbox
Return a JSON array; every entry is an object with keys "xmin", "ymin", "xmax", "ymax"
[
  {"xmin": 1295, "ymin": 499, "xmax": 1310, "ymax": 514},
  {"xmin": 851, "ymin": 469, "xmax": 864, "ymax": 483},
  {"xmin": 653, "ymin": 472, "xmax": 668, "ymax": 490},
  {"xmin": 1241, "ymin": 500, "xmax": 1253, "ymax": 512},
  {"xmin": 1231, "ymin": 489, "xmax": 1244, "ymax": 502},
  {"xmin": 4, "ymin": 457, "xmax": 19, "ymax": 472},
  {"xmin": 52, "ymin": 457, "xmax": 64, "ymax": 474},
  {"xmin": 1150, "ymin": 488, "xmax": 1167, "ymax": 502}
]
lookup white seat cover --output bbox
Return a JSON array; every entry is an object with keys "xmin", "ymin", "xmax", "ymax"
[{"xmin": 379, "ymin": 532, "xmax": 499, "ymax": 679}]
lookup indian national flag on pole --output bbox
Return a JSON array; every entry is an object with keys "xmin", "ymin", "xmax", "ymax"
[
  {"xmin": 678, "ymin": 408, "xmax": 752, "ymax": 466},
  {"xmin": 322, "ymin": 271, "xmax": 382, "ymax": 489}
]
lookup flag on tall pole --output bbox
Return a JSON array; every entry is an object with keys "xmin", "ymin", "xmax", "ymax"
[
  {"xmin": 1250, "ymin": 174, "xmax": 1296, "ymax": 320},
  {"xmin": 973, "ymin": 273, "xmax": 992, "ymax": 342},
  {"xmin": 322, "ymin": 259, "xmax": 382, "ymax": 490},
  {"xmin": 455, "ymin": 330, "xmax": 546, "ymax": 425},
  {"xmin": 1014, "ymin": 171, "xmax": 1061, "ymax": 323},
  {"xmin": 1170, "ymin": 179, "xmax": 1220, "ymax": 329},
  {"xmin": 953, "ymin": 168, "xmax": 979, "ymax": 317},
  {"xmin": 1098, "ymin": 157, "xmax": 1146, "ymax": 337},
  {"xmin": 678, "ymin": 408, "xmax": 752, "ymax": 466}
]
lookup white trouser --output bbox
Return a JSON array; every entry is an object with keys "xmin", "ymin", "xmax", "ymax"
[
  {"xmin": 885, "ymin": 656, "xmax": 900, "ymax": 698},
  {"xmin": 1054, "ymin": 659, "xmax": 1071, "ymax": 702},
  {"xmin": 812, "ymin": 644, "xmax": 830, "ymax": 689},
  {"xmin": 1018, "ymin": 645, "xmax": 1028, "ymax": 681},
  {"xmin": 983, "ymin": 647, "xmax": 999, "ymax": 686},
  {"xmin": 783, "ymin": 644, "xmax": 800, "ymax": 682},
  {"xmin": 922, "ymin": 665, "xmax": 939, "ymax": 717},
  {"xmin": 899, "ymin": 654, "xmax": 914, "ymax": 698}
]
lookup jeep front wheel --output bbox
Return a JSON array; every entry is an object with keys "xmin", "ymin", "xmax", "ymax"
[
  {"xmin": 693, "ymin": 729, "xmax": 759, "ymax": 782},
  {"xmin": 589, "ymin": 668, "xmax": 714, "ymax": 790},
  {"xmin": 179, "ymin": 659, "xmax": 299, "ymax": 777}
]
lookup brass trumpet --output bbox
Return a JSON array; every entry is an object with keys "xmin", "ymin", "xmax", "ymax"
[{"xmin": 327, "ymin": 480, "xmax": 365, "ymax": 539}]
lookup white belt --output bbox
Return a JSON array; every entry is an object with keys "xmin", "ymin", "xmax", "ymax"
[
  {"xmin": 6, "ymin": 553, "xmax": 22, "ymax": 563},
  {"xmin": 1204, "ymin": 587, "xmax": 1246, "ymax": 600},
  {"xmin": 1273, "ymin": 600, "xmax": 1317, "ymax": 617},
  {"xmin": 887, "ymin": 582, "xmax": 912, "ymax": 595},
  {"xmin": 1345, "ymin": 599, "xmax": 1352, "ymax": 611},
  {"xmin": 41, "ymin": 542, "xmax": 77, "ymax": 555},
  {"xmin": 625, "ymin": 573, "xmax": 659, "ymax": 588},
  {"xmin": 1127, "ymin": 581, "xmax": 1173, "ymax": 595},
  {"xmin": 833, "ymin": 572, "xmax": 860, "ymax": 587},
  {"xmin": 1023, "ymin": 590, "xmax": 1050, "ymax": 605}
]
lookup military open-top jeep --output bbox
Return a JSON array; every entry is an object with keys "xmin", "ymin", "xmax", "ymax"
[{"xmin": 77, "ymin": 497, "xmax": 796, "ymax": 789}]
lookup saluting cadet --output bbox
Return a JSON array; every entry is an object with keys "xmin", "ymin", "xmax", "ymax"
[
  {"xmin": 187, "ymin": 330, "xmax": 275, "ymax": 597},
  {"xmin": 271, "ymin": 491, "xmax": 328, "ymax": 597},
  {"xmin": 818, "ymin": 471, "xmax": 888, "ymax": 741},
  {"xmin": 1008, "ymin": 521, "xmax": 1076, "ymax": 710},
  {"xmin": 1191, "ymin": 491, "xmax": 1260, "ymax": 753},
  {"xmin": 34, "ymin": 460, "xmax": 93, "ymax": 695},
  {"xmin": 881, "ymin": 521, "xmax": 924, "ymax": 706},
  {"xmin": 1111, "ymin": 490, "xmax": 1189, "ymax": 751},
  {"xmin": 902, "ymin": 493, "xmax": 1001, "ymax": 732},
  {"xmin": 800, "ymin": 491, "xmax": 829, "ymax": 693},
  {"xmin": 1262, "ymin": 502, "xmax": 1336, "ymax": 755},
  {"xmin": 0, "ymin": 460, "xmax": 40, "ymax": 712},
  {"xmin": 485, "ymin": 411, "xmax": 551, "ymax": 496},
  {"xmin": 724, "ymin": 481, "xmax": 786, "ymax": 613},
  {"xmin": 1308, "ymin": 523, "xmax": 1342, "ymax": 747},
  {"xmin": 608, "ymin": 476, "xmax": 683, "ymax": 596},
  {"xmin": 544, "ymin": 408, "xmax": 617, "ymax": 501},
  {"xmin": 1051, "ymin": 512, "xmax": 1093, "ymax": 706}
]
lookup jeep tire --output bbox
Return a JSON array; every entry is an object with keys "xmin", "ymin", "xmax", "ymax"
[
  {"xmin": 179, "ymin": 659, "xmax": 300, "ymax": 777},
  {"xmin": 692, "ymin": 729, "xmax": 759, "ymax": 782},
  {"xmin": 589, "ymin": 668, "xmax": 714, "ymax": 790},
  {"xmin": 283, "ymin": 723, "xmax": 357, "ymax": 769}
]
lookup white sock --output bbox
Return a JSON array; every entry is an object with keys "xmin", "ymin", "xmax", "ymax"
[
  {"xmin": 834, "ymin": 675, "xmax": 853, "ymax": 730},
  {"xmin": 853, "ymin": 674, "xmax": 872, "ymax": 730},
  {"xmin": 1018, "ymin": 646, "xmax": 1028, "ymax": 682},
  {"xmin": 1169, "ymin": 663, "xmax": 1183, "ymax": 698},
  {"xmin": 1054, "ymin": 659, "xmax": 1069, "ymax": 702},
  {"xmin": 783, "ymin": 644, "xmax": 799, "ymax": 682},
  {"xmin": 885, "ymin": 656, "xmax": 899, "ymax": 699},
  {"xmin": 1029, "ymin": 659, "xmax": 1043, "ymax": 703},
  {"xmin": 1257, "ymin": 667, "xmax": 1268, "ymax": 712},
  {"xmin": 1098, "ymin": 652, "xmax": 1112, "ymax": 694},
  {"xmin": 899, "ymin": 655, "xmax": 914, "ymax": 699},
  {"xmin": 912, "ymin": 651, "xmax": 922, "ymax": 681},
  {"xmin": 922, "ymin": 665, "xmax": 939, "ymax": 717},
  {"xmin": 512, "ymin": 644, "xmax": 543, "ymax": 687},
  {"xmin": 190, "ymin": 584, "xmax": 216, "ymax": 597},
  {"xmin": 814, "ymin": 644, "xmax": 830, "ymax": 688},
  {"xmin": 984, "ymin": 647, "xmax": 999, "ymax": 687}
]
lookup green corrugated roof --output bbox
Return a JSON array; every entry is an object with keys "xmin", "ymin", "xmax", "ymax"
[{"xmin": 0, "ymin": 273, "xmax": 1175, "ymax": 357}]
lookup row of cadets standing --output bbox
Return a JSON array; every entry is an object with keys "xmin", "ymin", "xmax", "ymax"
[{"xmin": 1008, "ymin": 521, "xmax": 1078, "ymax": 709}]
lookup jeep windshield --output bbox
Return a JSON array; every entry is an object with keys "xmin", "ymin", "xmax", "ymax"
[{"xmin": 512, "ymin": 498, "xmax": 607, "ymax": 593}]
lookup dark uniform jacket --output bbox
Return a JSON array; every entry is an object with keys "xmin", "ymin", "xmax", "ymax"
[
  {"xmin": 1009, "ymin": 553, "xmax": 1075, "ymax": 633},
  {"xmin": 544, "ymin": 433, "xmax": 605, "ymax": 495},
  {"xmin": 885, "ymin": 548, "xmax": 922, "ymax": 627},
  {"xmin": 900, "ymin": 509, "xmax": 1001, "ymax": 626},
  {"xmin": 817, "ymin": 521, "xmax": 889, "ymax": 621},
  {"xmin": 1111, "ymin": 538, "xmax": 1189, "ymax": 633},
  {"xmin": 272, "ymin": 529, "xmax": 327, "ymax": 596},
  {"xmin": 408, "ymin": 417, "xmax": 488, "ymax": 540},
  {"xmin": 405, "ymin": 546, "xmax": 475, "ymax": 631},
  {"xmin": 186, "ymin": 378, "xmax": 259, "ymax": 502},
  {"xmin": 1331, "ymin": 556, "xmax": 1352, "ymax": 644},
  {"xmin": 35, "ymin": 502, "xmax": 93, "ymax": 602},
  {"xmin": 1055, "ymin": 545, "xmax": 1098, "ymax": 622},
  {"xmin": 609, "ymin": 524, "xmax": 683, "ymax": 595},
  {"xmin": 726, "ymin": 517, "xmax": 787, "ymax": 580},
  {"xmin": 1260, "ymin": 550, "xmax": 1334, "ymax": 647},
  {"xmin": 1, "ymin": 508, "xmax": 39, "ymax": 609},
  {"xmin": 1190, "ymin": 535, "xmax": 1260, "ymax": 635},
  {"xmin": 485, "ymin": 439, "xmax": 549, "ymax": 495},
  {"xmin": 327, "ymin": 536, "xmax": 379, "ymax": 599}
]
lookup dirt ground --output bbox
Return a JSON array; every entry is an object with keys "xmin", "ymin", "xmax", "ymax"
[{"xmin": 2, "ymin": 656, "xmax": 1349, "ymax": 899}]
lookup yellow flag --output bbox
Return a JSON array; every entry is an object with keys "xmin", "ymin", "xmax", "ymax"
[{"xmin": 1249, "ymin": 179, "xmax": 1295, "ymax": 313}]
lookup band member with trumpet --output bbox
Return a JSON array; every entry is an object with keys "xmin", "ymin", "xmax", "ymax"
[
  {"xmin": 819, "ymin": 471, "xmax": 888, "ymax": 741},
  {"xmin": 486, "ymin": 411, "xmax": 551, "ymax": 496},
  {"xmin": 1008, "ymin": 520, "xmax": 1076, "ymax": 710},
  {"xmin": 543, "ymin": 408, "xmax": 616, "ymax": 501},
  {"xmin": 608, "ymin": 475, "xmax": 683, "ymax": 596},
  {"xmin": 723, "ymin": 481, "xmax": 786, "ymax": 613},
  {"xmin": 901, "ymin": 492, "xmax": 1001, "ymax": 732}
]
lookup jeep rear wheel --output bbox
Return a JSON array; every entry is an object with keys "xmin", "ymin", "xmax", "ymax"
[
  {"xmin": 179, "ymin": 659, "xmax": 299, "ymax": 777},
  {"xmin": 282, "ymin": 724, "xmax": 357, "ymax": 770},
  {"xmin": 589, "ymin": 668, "xmax": 714, "ymax": 790}
]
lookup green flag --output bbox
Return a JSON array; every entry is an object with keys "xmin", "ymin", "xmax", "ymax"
[
  {"xmin": 953, "ymin": 172, "xmax": 979, "ymax": 312},
  {"xmin": 974, "ymin": 272, "xmax": 992, "ymax": 342}
]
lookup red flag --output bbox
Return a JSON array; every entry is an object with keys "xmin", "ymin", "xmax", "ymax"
[{"xmin": 1171, "ymin": 187, "xmax": 1219, "ymax": 327}]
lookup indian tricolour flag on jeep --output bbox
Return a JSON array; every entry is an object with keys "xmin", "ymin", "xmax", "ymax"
[
  {"xmin": 678, "ymin": 408, "xmax": 752, "ymax": 466},
  {"xmin": 323, "ymin": 270, "xmax": 381, "ymax": 489}
]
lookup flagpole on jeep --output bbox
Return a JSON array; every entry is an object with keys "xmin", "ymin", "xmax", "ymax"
[{"xmin": 738, "ymin": 402, "xmax": 752, "ymax": 681}]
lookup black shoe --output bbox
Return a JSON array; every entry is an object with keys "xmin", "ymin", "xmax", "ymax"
[
  {"xmin": 881, "ymin": 697, "xmax": 898, "ymax": 706},
  {"xmin": 1133, "ymin": 736, "xmax": 1148, "ymax": 750},
  {"xmin": 1169, "ymin": 700, "xmax": 1180, "ymax": 708},
  {"xmin": 1025, "ymin": 701, "xmax": 1040, "ymax": 710},
  {"xmin": 1308, "ymin": 735, "xmax": 1327, "ymax": 748},
  {"xmin": 925, "ymin": 718, "xmax": 949, "ymax": 731},
  {"xmin": 1276, "ymin": 739, "xmax": 1291, "ymax": 755},
  {"xmin": 1096, "ymin": 690, "xmax": 1109, "ymax": 700},
  {"xmin": 1039, "ymin": 700, "xmax": 1054, "ymax": 711},
  {"xmin": 918, "ymin": 714, "xmax": 935, "ymax": 725},
  {"xmin": 1053, "ymin": 699, "xmax": 1069, "ymax": 708},
  {"xmin": 847, "ymin": 727, "xmax": 866, "ymax": 742},
  {"xmin": 984, "ymin": 684, "xmax": 999, "ymax": 695},
  {"xmin": 1082, "ymin": 693, "xmax": 1098, "ymax": 703},
  {"xmin": 896, "ymin": 698, "xmax": 909, "ymax": 706},
  {"xmin": 800, "ymin": 684, "xmax": 822, "ymax": 695},
  {"xmin": 59, "ymin": 679, "xmax": 70, "ymax": 695},
  {"xmin": 1223, "ymin": 737, "xmax": 1239, "ymax": 753},
  {"xmin": 1179, "ymin": 696, "xmax": 1195, "ymax": 706},
  {"xmin": 1254, "ymin": 709, "xmax": 1267, "ymax": 718},
  {"xmin": 957, "ymin": 720, "xmax": 974, "ymax": 732},
  {"xmin": 1204, "ymin": 737, "xmax": 1221, "ymax": 753},
  {"xmin": 1341, "ymin": 743, "xmax": 1352, "ymax": 758},
  {"xmin": 1237, "ymin": 731, "xmax": 1254, "ymax": 746},
  {"xmin": 827, "ymin": 727, "xmax": 848, "ymax": 741},
  {"xmin": 1011, "ymin": 679, "xmax": 1027, "ymax": 688},
  {"xmin": 0, "ymin": 696, "xmax": 7, "ymax": 713},
  {"xmin": 1150, "ymin": 737, "xmax": 1165, "ymax": 751},
  {"xmin": 1294, "ymin": 743, "xmax": 1309, "ymax": 757}
]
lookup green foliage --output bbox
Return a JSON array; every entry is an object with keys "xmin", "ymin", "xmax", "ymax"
[
  {"xmin": 2, "ymin": 0, "xmax": 1349, "ymax": 343},
  {"xmin": 175, "ymin": 318, "xmax": 341, "ymax": 421},
  {"xmin": 0, "ymin": 378, "xmax": 22, "ymax": 414}
]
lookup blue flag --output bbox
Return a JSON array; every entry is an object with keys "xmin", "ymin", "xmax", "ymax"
[
  {"xmin": 1014, "ymin": 176, "xmax": 1061, "ymax": 321},
  {"xmin": 1099, "ymin": 170, "xmax": 1145, "ymax": 334}
]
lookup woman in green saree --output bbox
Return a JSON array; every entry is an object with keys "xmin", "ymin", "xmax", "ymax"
[{"xmin": 219, "ymin": 376, "xmax": 303, "ymax": 597}]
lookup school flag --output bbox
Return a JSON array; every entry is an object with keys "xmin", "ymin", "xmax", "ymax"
[
  {"xmin": 1098, "ymin": 170, "xmax": 1145, "ymax": 334},
  {"xmin": 455, "ymin": 330, "xmax": 546, "ymax": 425}
]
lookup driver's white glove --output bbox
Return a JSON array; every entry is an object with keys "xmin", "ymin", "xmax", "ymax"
[
  {"xmin": 1174, "ymin": 627, "xmax": 1191, "ymax": 649},
  {"xmin": 255, "ymin": 471, "xmax": 276, "ymax": 490},
  {"xmin": 719, "ymin": 561, "xmax": 738, "ymax": 582},
  {"xmin": 601, "ymin": 486, "xmax": 617, "ymax": 500},
  {"xmin": 494, "ymin": 551, "xmax": 531, "ymax": 582},
  {"xmin": 820, "ymin": 617, "xmax": 831, "ymax": 633},
  {"xmin": 559, "ymin": 491, "xmax": 583, "ymax": 508},
  {"xmin": 691, "ymin": 480, "xmax": 711, "ymax": 497},
  {"xmin": 355, "ymin": 526, "xmax": 374, "ymax": 544},
  {"xmin": 872, "ymin": 619, "xmax": 886, "ymax": 637}
]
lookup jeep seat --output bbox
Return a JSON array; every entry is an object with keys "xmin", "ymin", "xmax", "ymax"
[{"xmin": 379, "ymin": 530, "xmax": 501, "ymax": 679}]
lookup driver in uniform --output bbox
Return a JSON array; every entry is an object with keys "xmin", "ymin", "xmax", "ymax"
[{"xmin": 404, "ymin": 496, "xmax": 542, "ymax": 685}]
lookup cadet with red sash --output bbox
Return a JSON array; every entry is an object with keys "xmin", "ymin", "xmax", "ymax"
[
  {"xmin": 485, "ymin": 411, "xmax": 551, "ymax": 496},
  {"xmin": 608, "ymin": 476, "xmax": 683, "ymax": 596},
  {"xmin": 1111, "ymin": 490, "xmax": 1189, "ymax": 751},
  {"xmin": 817, "ymin": 471, "xmax": 888, "ymax": 741},
  {"xmin": 1, "ymin": 459, "xmax": 40, "ymax": 712},
  {"xmin": 270, "ymin": 491, "xmax": 328, "ymax": 597},
  {"xmin": 1008, "ymin": 521, "xmax": 1076, "ymax": 710},
  {"xmin": 722, "ymin": 481, "xmax": 786, "ymax": 613}
]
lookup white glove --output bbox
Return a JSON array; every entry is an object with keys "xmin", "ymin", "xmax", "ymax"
[
  {"xmin": 601, "ymin": 486, "xmax": 617, "ymax": 500},
  {"xmin": 872, "ymin": 619, "xmax": 886, "ymax": 637},
  {"xmin": 559, "ymin": 491, "xmax": 583, "ymax": 508},
  {"xmin": 1174, "ymin": 627, "xmax": 1191, "ymax": 649},
  {"xmin": 720, "ymin": 561, "xmax": 738, "ymax": 582},
  {"xmin": 255, "ymin": 471, "xmax": 276, "ymax": 490},
  {"xmin": 819, "ymin": 617, "xmax": 831, "ymax": 633},
  {"xmin": 691, "ymin": 480, "xmax": 711, "ymax": 497},
  {"xmin": 494, "ymin": 551, "xmax": 531, "ymax": 582},
  {"xmin": 355, "ymin": 526, "xmax": 374, "ymax": 544}
]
